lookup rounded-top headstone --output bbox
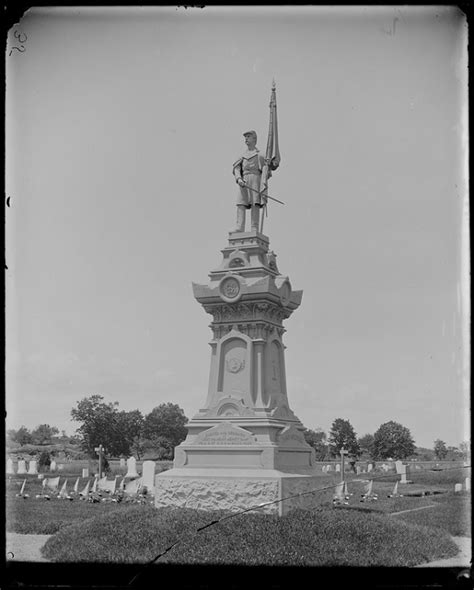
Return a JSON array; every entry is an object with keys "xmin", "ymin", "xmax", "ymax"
[
  {"xmin": 142, "ymin": 460, "xmax": 156, "ymax": 492},
  {"xmin": 125, "ymin": 456, "xmax": 139, "ymax": 478},
  {"xmin": 28, "ymin": 460, "xmax": 38, "ymax": 474},
  {"xmin": 17, "ymin": 460, "xmax": 27, "ymax": 474},
  {"xmin": 6, "ymin": 458, "xmax": 15, "ymax": 474}
]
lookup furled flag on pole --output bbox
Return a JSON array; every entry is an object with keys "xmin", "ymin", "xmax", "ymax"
[{"xmin": 259, "ymin": 79, "xmax": 281, "ymax": 232}]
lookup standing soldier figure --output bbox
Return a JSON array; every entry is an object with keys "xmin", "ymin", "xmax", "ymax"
[
  {"xmin": 232, "ymin": 130, "xmax": 264, "ymax": 232},
  {"xmin": 231, "ymin": 82, "xmax": 282, "ymax": 234}
]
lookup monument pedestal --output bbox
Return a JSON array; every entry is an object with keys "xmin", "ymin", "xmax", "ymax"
[
  {"xmin": 155, "ymin": 230, "xmax": 322, "ymax": 515},
  {"xmin": 155, "ymin": 468, "xmax": 325, "ymax": 516}
]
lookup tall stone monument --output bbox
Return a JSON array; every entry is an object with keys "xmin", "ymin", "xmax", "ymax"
[{"xmin": 155, "ymin": 83, "xmax": 322, "ymax": 516}]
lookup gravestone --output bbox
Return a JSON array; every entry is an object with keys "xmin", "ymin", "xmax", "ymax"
[
  {"xmin": 335, "ymin": 464, "xmax": 341, "ymax": 473},
  {"xmin": 82, "ymin": 468, "xmax": 89, "ymax": 478},
  {"xmin": 465, "ymin": 477, "xmax": 471, "ymax": 492},
  {"xmin": 367, "ymin": 463, "xmax": 373, "ymax": 473},
  {"xmin": 50, "ymin": 460, "xmax": 57, "ymax": 472},
  {"xmin": 120, "ymin": 458, "xmax": 126, "ymax": 469},
  {"xmin": 326, "ymin": 465, "xmax": 333, "ymax": 472},
  {"xmin": 454, "ymin": 483, "xmax": 462, "ymax": 493},
  {"xmin": 400, "ymin": 464, "xmax": 408, "ymax": 484},
  {"xmin": 142, "ymin": 460, "xmax": 156, "ymax": 492},
  {"xmin": 17, "ymin": 460, "xmax": 27, "ymax": 474},
  {"xmin": 27, "ymin": 460, "xmax": 38, "ymax": 474},
  {"xmin": 395, "ymin": 460, "xmax": 403, "ymax": 474},
  {"xmin": 58, "ymin": 464, "xmax": 64, "ymax": 471},
  {"xmin": 126, "ymin": 456, "xmax": 139, "ymax": 478},
  {"xmin": 356, "ymin": 466, "xmax": 361, "ymax": 474},
  {"xmin": 6, "ymin": 458, "xmax": 14, "ymax": 474},
  {"xmin": 38, "ymin": 473, "xmax": 44, "ymax": 479},
  {"xmin": 321, "ymin": 465, "xmax": 326, "ymax": 472}
]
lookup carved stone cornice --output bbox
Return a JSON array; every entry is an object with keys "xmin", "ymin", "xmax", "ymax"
[{"xmin": 203, "ymin": 300, "xmax": 292, "ymax": 328}]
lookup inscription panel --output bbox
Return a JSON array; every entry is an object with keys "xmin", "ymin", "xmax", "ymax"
[{"xmin": 196, "ymin": 423, "xmax": 256, "ymax": 446}]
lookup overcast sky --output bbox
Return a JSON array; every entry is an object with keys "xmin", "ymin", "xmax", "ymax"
[{"xmin": 6, "ymin": 6, "xmax": 469, "ymax": 449}]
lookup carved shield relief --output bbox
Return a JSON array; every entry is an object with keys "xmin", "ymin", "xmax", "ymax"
[{"xmin": 218, "ymin": 337, "xmax": 248, "ymax": 397}]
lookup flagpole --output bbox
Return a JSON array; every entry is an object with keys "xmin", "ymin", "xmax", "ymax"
[{"xmin": 259, "ymin": 79, "xmax": 280, "ymax": 234}]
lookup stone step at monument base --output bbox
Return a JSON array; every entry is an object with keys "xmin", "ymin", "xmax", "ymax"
[{"xmin": 154, "ymin": 468, "xmax": 328, "ymax": 516}]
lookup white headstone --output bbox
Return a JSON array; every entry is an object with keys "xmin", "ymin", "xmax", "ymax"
[
  {"xmin": 395, "ymin": 460, "xmax": 403, "ymax": 474},
  {"xmin": 454, "ymin": 483, "xmax": 462, "ymax": 493},
  {"xmin": 58, "ymin": 464, "xmax": 64, "ymax": 471},
  {"xmin": 335, "ymin": 464, "xmax": 341, "ymax": 473},
  {"xmin": 50, "ymin": 460, "xmax": 57, "ymax": 472},
  {"xmin": 142, "ymin": 460, "xmax": 156, "ymax": 492},
  {"xmin": 367, "ymin": 463, "xmax": 373, "ymax": 473},
  {"xmin": 38, "ymin": 473, "xmax": 44, "ymax": 479},
  {"xmin": 322, "ymin": 465, "xmax": 326, "ymax": 472},
  {"xmin": 356, "ymin": 466, "xmax": 361, "ymax": 474},
  {"xmin": 125, "ymin": 456, "xmax": 138, "ymax": 478},
  {"xmin": 120, "ymin": 458, "xmax": 126, "ymax": 469},
  {"xmin": 326, "ymin": 464, "xmax": 332, "ymax": 472},
  {"xmin": 17, "ymin": 460, "xmax": 27, "ymax": 474},
  {"xmin": 6, "ymin": 458, "xmax": 15, "ymax": 474},
  {"xmin": 400, "ymin": 464, "xmax": 408, "ymax": 484},
  {"xmin": 465, "ymin": 477, "xmax": 470, "ymax": 492},
  {"xmin": 82, "ymin": 468, "xmax": 89, "ymax": 478},
  {"xmin": 27, "ymin": 460, "xmax": 38, "ymax": 474}
]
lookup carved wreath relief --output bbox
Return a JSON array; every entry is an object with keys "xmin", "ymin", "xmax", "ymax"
[
  {"xmin": 219, "ymin": 276, "xmax": 242, "ymax": 302},
  {"xmin": 226, "ymin": 357, "xmax": 245, "ymax": 373}
]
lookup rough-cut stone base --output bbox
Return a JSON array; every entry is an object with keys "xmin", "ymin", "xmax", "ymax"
[{"xmin": 154, "ymin": 468, "xmax": 327, "ymax": 516}]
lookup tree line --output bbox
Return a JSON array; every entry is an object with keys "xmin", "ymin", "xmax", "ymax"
[
  {"xmin": 8, "ymin": 395, "xmax": 189, "ymax": 461},
  {"xmin": 8, "ymin": 396, "xmax": 468, "ymax": 463},
  {"xmin": 303, "ymin": 418, "xmax": 468, "ymax": 462}
]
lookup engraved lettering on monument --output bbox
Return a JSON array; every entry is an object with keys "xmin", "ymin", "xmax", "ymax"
[{"xmin": 196, "ymin": 423, "xmax": 256, "ymax": 446}]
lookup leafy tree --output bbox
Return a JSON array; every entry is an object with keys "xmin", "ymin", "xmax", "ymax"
[
  {"xmin": 303, "ymin": 428, "xmax": 327, "ymax": 460},
  {"xmin": 459, "ymin": 441, "xmax": 471, "ymax": 461},
  {"xmin": 31, "ymin": 424, "xmax": 60, "ymax": 445},
  {"xmin": 143, "ymin": 403, "xmax": 188, "ymax": 457},
  {"xmin": 445, "ymin": 446, "xmax": 463, "ymax": 461},
  {"xmin": 38, "ymin": 450, "xmax": 51, "ymax": 469},
  {"xmin": 328, "ymin": 418, "xmax": 360, "ymax": 458},
  {"xmin": 71, "ymin": 395, "xmax": 148, "ymax": 458},
  {"xmin": 71, "ymin": 395, "xmax": 121, "ymax": 457},
  {"xmin": 8, "ymin": 426, "xmax": 33, "ymax": 446},
  {"xmin": 433, "ymin": 439, "xmax": 448, "ymax": 460},
  {"xmin": 142, "ymin": 435, "xmax": 175, "ymax": 460},
  {"xmin": 358, "ymin": 434, "xmax": 375, "ymax": 458},
  {"xmin": 414, "ymin": 447, "xmax": 435, "ymax": 461},
  {"xmin": 116, "ymin": 410, "xmax": 145, "ymax": 459},
  {"xmin": 372, "ymin": 421, "xmax": 416, "ymax": 460}
]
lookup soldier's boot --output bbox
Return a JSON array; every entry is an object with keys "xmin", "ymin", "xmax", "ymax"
[
  {"xmin": 251, "ymin": 205, "xmax": 260, "ymax": 232},
  {"xmin": 231, "ymin": 205, "xmax": 246, "ymax": 233}
]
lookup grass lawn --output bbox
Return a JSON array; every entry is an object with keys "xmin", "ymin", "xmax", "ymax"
[
  {"xmin": 41, "ymin": 505, "xmax": 459, "ymax": 566},
  {"xmin": 392, "ymin": 492, "xmax": 471, "ymax": 537},
  {"xmin": 6, "ymin": 474, "xmax": 147, "ymax": 534},
  {"xmin": 7, "ymin": 466, "xmax": 470, "ymax": 565}
]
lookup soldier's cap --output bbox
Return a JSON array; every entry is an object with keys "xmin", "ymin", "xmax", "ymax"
[{"xmin": 243, "ymin": 130, "xmax": 257, "ymax": 139}]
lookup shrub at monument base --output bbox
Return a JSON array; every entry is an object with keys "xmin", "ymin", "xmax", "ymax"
[{"xmin": 42, "ymin": 505, "xmax": 458, "ymax": 566}]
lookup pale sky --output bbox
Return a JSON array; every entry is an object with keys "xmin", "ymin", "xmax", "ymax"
[{"xmin": 6, "ymin": 6, "xmax": 469, "ymax": 449}]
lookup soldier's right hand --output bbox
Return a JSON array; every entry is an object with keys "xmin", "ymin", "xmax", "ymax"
[{"xmin": 237, "ymin": 178, "xmax": 246, "ymax": 187}]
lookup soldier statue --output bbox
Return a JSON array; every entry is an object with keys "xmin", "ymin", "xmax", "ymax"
[{"xmin": 231, "ymin": 130, "xmax": 278, "ymax": 233}]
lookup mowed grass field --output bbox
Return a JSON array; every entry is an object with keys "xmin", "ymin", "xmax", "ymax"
[{"xmin": 6, "ymin": 464, "xmax": 470, "ymax": 565}]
